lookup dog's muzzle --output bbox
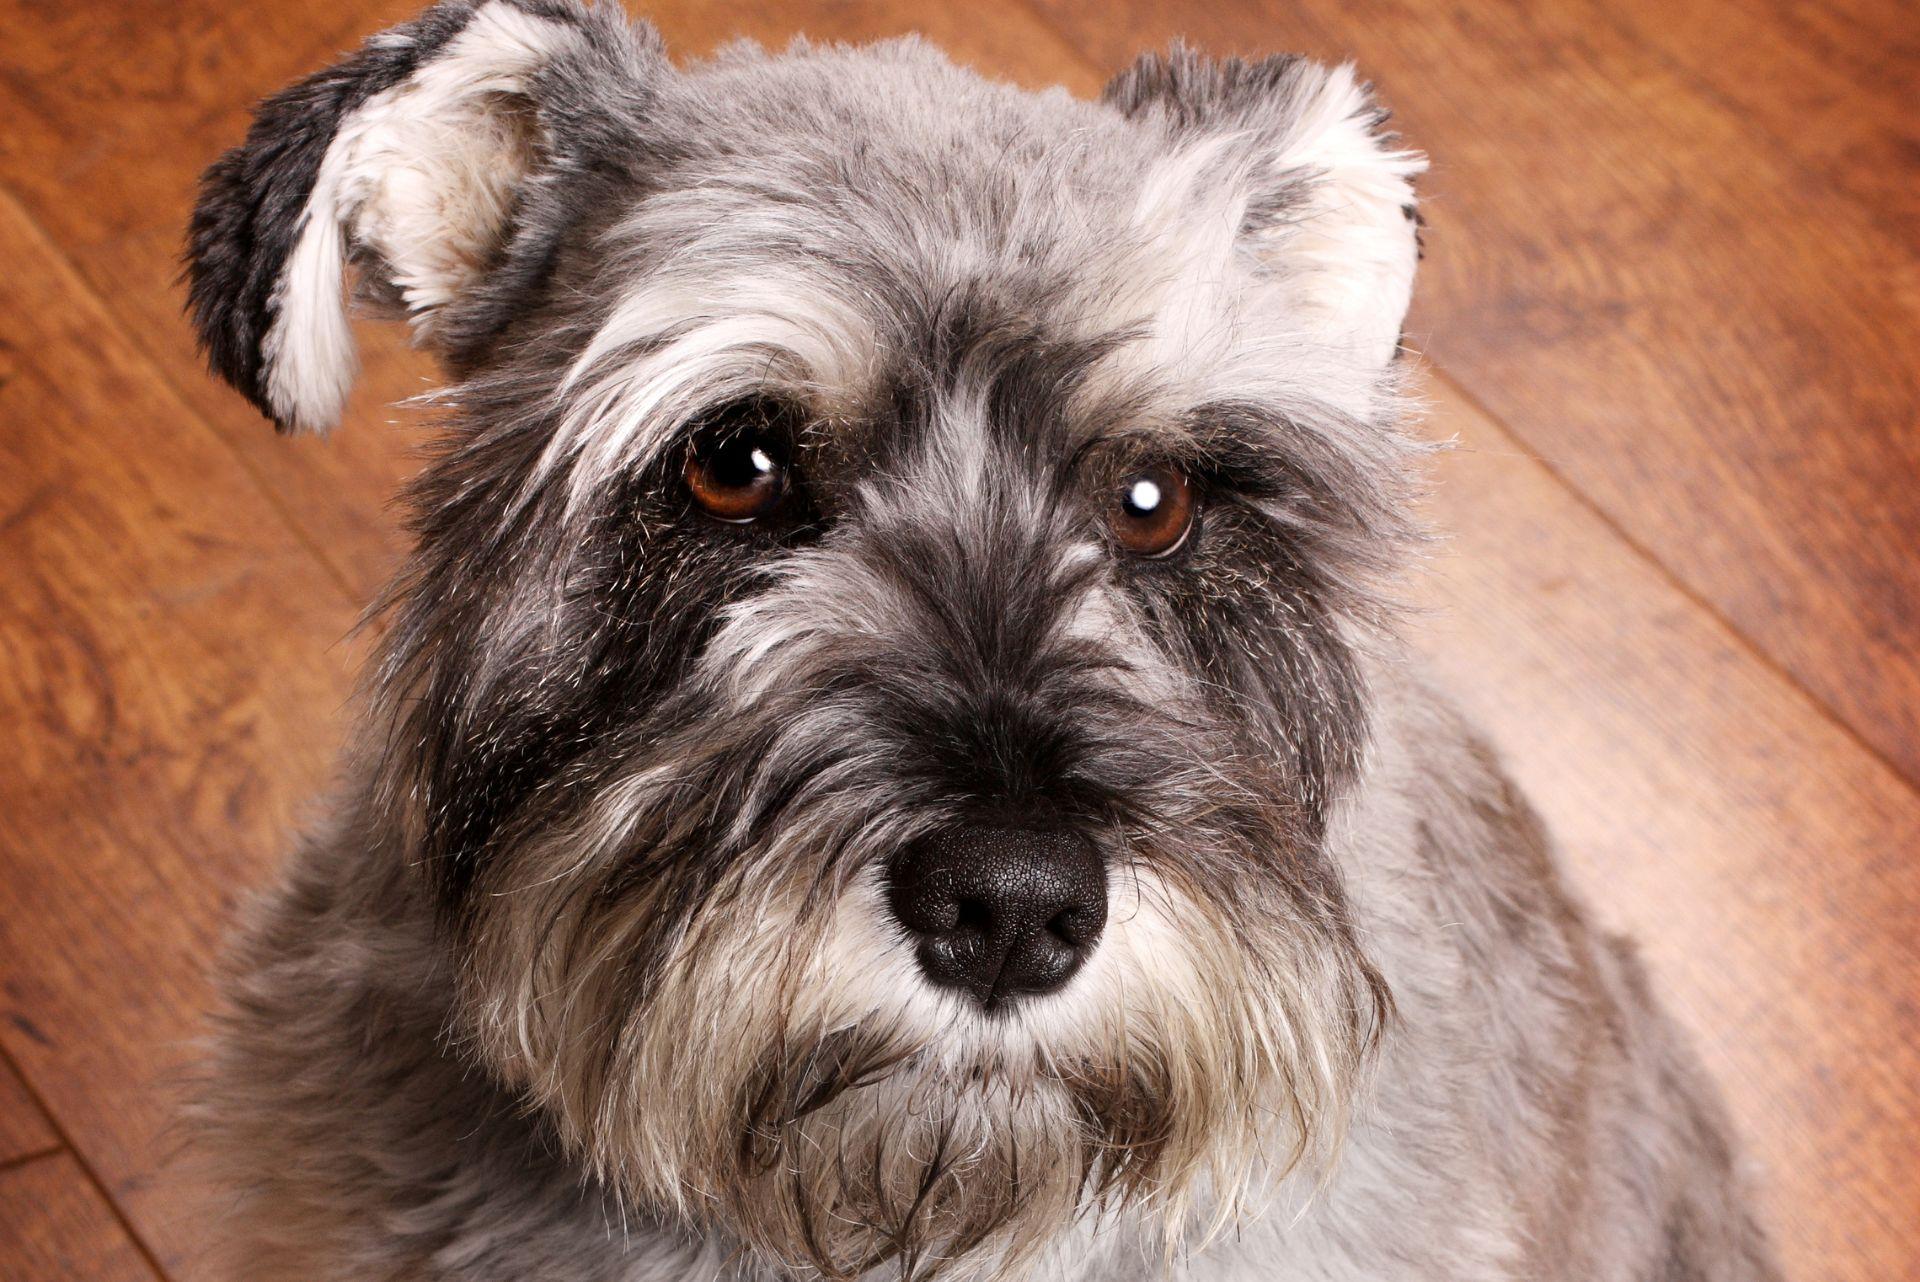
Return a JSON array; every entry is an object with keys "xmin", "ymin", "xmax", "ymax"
[{"xmin": 886, "ymin": 826, "xmax": 1107, "ymax": 1008}]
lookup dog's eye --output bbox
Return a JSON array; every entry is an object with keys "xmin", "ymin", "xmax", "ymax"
[
  {"xmin": 1108, "ymin": 465, "xmax": 1195, "ymax": 557},
  {"xmin": 685, "ymin": 423, "xmax": 790, "ymax": 522}
]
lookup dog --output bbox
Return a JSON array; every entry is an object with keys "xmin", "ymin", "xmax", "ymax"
[{"xmin": 182, "ymin": 2, "xmax": 1781, "ymax": 1278}]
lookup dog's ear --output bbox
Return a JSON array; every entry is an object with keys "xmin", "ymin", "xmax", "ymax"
[
  {"xmin": 186, "ymin": 0, "xmax": 663, "ymax": 433},
  {"xmin": 1105, "ymin": 47, "xmax": 1425, "ymax": 374}
]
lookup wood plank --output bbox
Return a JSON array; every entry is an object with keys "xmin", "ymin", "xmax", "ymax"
[
  {"xmin": 0, "ymin": 1056, "xmax": 58, "ymax": 1167},
  {"xmin": 0, "ymin": 0, "xmax": 438, "ymax": 601},
  {"xmin": 1410, "ymin": 374, "xmax": 1920, "ymax": 1282},
  {"xmin": 0, "ymin": 1154, "xmax": 161, "ymax": 1282},
  {"xmin": 1023, "ymin": 0, "xmax": 1920, "ymax": 791},
  {"xmin": 1595, "ymin": 0, "xmax": 1920, "ymax": 246},
  {"xmin": 0, "ymin": 189, "xmax": 364, "ymax": 1275}
]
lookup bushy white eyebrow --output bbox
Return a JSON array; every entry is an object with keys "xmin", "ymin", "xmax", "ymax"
[{"xmin": 534, "ymin": 267, "xmax": 882, "ymax": 513}]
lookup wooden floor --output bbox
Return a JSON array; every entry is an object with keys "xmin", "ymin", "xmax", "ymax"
[{"xmin": 1, "ymin": 0, "xmax": 1915, "ymax": 1276}]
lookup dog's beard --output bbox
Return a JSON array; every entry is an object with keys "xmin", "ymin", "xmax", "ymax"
[
  {"xmin": 430, "ymin": 522, "xmax": 1388, "ymax": 1278},
  {"xmin": 457, "ymin": 757, "xmax": 1384, "ymax": 1280}
]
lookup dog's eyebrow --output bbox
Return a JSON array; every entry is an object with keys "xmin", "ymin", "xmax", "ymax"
[
  {"xmin": 1059, "ymin": 395, "xmax": 1393, "ymax": 520},
  {"xmin": 1061, "ymin": 395, "xmax": 1286, "ymax": 457},
  {"xmin": 528, "ymin": 271, "xmax": 884, "ymax": 510}
]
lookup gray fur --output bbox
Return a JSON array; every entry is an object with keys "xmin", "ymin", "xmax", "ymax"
[{"xmin": 184, "ymin": 3, "xmax": 1779, "ymax": 1279}]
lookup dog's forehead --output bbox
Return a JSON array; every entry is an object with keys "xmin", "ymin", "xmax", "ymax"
[
  {"xmin": 533, "ymin": 39, "xmax": 1382, "ymax": 501},
  {"xmin": 626, "ymin": 40, "xmax": 1188, "ymax": 359},
  {"xmin": 664, "ymin": 38, "xmax": 1135, "ymax": 223}
]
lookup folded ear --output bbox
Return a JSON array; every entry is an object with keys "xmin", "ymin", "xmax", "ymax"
[
  {"xmin": 1105, "ymin": 48, "xmax": 1425, "ymax": 374},
  {"xmin": 186, "ymin": 0, "xmax": 661, "ymax": 432}
]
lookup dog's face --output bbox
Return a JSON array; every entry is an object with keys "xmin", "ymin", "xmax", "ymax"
[{"xmin": 189, "ymin": 3, "xmax": 1423, "ymax": 1275}]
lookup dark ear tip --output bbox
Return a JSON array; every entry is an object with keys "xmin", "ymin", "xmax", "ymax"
[
  {"xmin": 178, "ymin": 2, "xmax": 486, "ymax": 435},
  {"xmin": 1104, "ymin": 44, "xmax": 1320, "ymax": 124},
  {"xmin": 182, "ymin": 0, "xmax": 662, "ymax": 435},
  {"xmin": 1101, "ymin": 48, "xmax": 1175, "ymax": 112}
]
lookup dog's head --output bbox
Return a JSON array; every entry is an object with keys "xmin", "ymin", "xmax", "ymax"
[{"xmin": 188, "ymin": 3, "xmax": 1423, "ymax": 1275}]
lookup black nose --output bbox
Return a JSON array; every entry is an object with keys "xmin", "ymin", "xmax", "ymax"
[{"xmin": 887, "ymin": 827, "xmax": 1106, "ymax": 1007}]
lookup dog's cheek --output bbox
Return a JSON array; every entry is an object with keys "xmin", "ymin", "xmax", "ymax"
[
  {"xmin": 1124, "ymin": 506, "xmax": 1370, "ymax": 823},
  {"xmin": 415, "ymin": 502, "xmax": 780, "ymax": 914}
]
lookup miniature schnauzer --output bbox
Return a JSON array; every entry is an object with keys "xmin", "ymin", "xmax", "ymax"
[{"xmin": 184, "ymin": 2, "xmax": 1779, "ymax": 1278}]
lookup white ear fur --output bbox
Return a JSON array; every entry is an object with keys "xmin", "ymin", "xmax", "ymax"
[
  {"xmin": 1253, "ymin": 63, "xmax": 1424, "ymax": 374},
  {"xmin": 263, "ymin": 2, "xmax": 585, "ymax": 431}
]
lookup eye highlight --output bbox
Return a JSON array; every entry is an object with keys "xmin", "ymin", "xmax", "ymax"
[
  {"xmin": 684, "ymin": 409, "xmax": 791, "ymax": 523},
  {"xmin": 1108, "ymin": 465, "xmax": 1196, "ymax": 557}
]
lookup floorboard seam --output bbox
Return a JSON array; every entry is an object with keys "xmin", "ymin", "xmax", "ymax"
[
  {"xmin": 1429, "ymin": 364, "xmax": 1920, "ymax": 796},
  {"xmin": 0, "ymin": 183, "xmax": 365, "ymax": 612},
  {"xmin": 0, "ymin": 1041, "xmax": 171, "ymax": 1280},
  {"xmin": 0, "ymin": 1144, "xmax": 65, "ymax": 1177}
]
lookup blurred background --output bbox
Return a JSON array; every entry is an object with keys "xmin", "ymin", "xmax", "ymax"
[{"xmin": 0, "ymin": 1, "xmax": 1914, "ymax": 1278}]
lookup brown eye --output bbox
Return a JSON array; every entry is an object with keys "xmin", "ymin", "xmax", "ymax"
[
  {"xmin": 1108, "ymin": 465, "xmax": 1195, "ymax": 557},
  {"xmin": 685, "ymin": 425, "xmax": 789, "ymax": 522}
]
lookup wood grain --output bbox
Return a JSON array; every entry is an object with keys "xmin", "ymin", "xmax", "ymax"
[
  {"xmin": 0, "ymin": 1154, "xmax": 161, "ymax": 1282},
  {"xmin": 1024, "ymin": 0, "xmax": 1920, "ymax": 791},
  {"xmin": 0, "ymin": 0, "xmax": 438, "ymax": 600},
  {"xmin": 1597, "ymin": 0, "xmax": 1920, "ymax": 247},
  {"xmin": 0, "ymin": 189, "xmax": 364, "ymax": 1274},
  {"xmin": 0, "ymin": 1056, "xmax": 58, "ymax": 1167}
]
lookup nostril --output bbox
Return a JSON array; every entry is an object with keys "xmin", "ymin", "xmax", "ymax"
[
  {"xmin": 1048, "ymin": 907, "xmax": 1095, "ymax": 947},
  {"xmin": 887, "ymin": 825, "xmax": 1107, "ymax": 1004},
  {"xmin": 953, "ymin": 897, "xmax": 993, "ymax": 935}
]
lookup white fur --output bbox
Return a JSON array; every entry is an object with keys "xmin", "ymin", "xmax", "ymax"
[
  {"xmin": 1082, "ymin": 64, "xmax": 1422, "ymax": 429},
  {"xmin": 1256, "ymin": 64, "xmax": 1424, "ymax": 374},
  {"xmin": 534, "ymin": 269, "xmax": 881, "ymax": 510},
  {"xmin": 263, "ymin": 2, "xmax": 584, "ymax": 430}
]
